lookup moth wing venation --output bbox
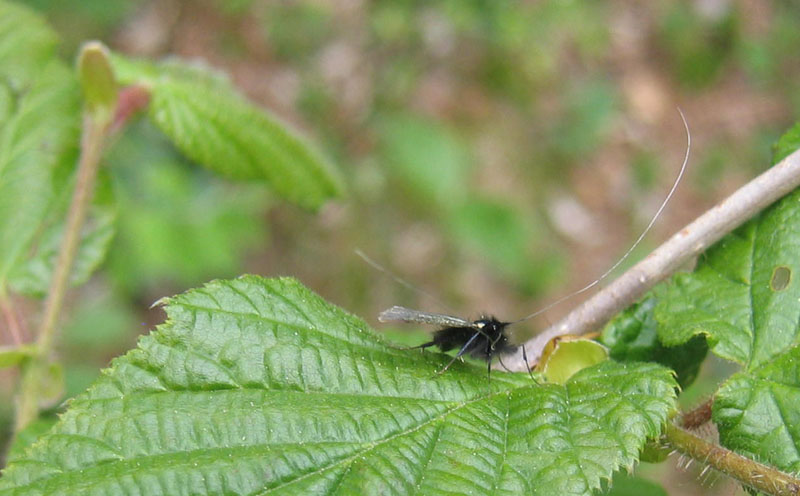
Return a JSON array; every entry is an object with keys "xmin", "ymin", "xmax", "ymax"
[{"xmin": 378, "ymin": 306, "xmax": 473, "ymax": 328}]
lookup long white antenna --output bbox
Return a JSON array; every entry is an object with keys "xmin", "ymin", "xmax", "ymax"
[
  {"xmin": 355, "ymin": 248, "xmax": 457, "ymax": 314},
  {"xmin": 513, "ymin": 108, "xmax": 691, "ymax": 324}
]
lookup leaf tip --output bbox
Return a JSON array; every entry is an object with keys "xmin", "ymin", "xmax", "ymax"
[
  {"xmin": 150, "ymin": 296, "xmax": 170, "ymax": 309},
  {"xmin": 78, "ymin": 41, "xmax": 118, "ymax": 122}
]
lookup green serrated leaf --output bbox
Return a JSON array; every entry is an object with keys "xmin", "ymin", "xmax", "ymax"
[
  {"xmin": 111, "ymin": 55, "xmax": 342, "ymax": 210},
  {"xmin": 0, "ymin": 277, "xmax": 677, "ymax": 495},
  {"xmin": 602, "ymin": 294, "xmax": 707, "ymax": 388},
  {"xmin": 713, "ymin": 345, "xmax": 800, "ymax": 474},
  {"xmin": 656, "ymin": 188, "xmax": 800, "ymax": 370},
  {"xmin": 0, "ymin": 5, "xmax": 81, "ymax": 288}
]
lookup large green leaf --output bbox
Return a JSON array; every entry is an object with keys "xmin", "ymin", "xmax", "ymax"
[
  {"xmin": 0, "ymin": 277, "xmax": 677, "ymax": 495},
  {"xmin": 111, "ymin": 56, "xmax": 342, "ymax": 210},
  {"xmin": 656, "ymin": 188, "xmax": 800, "ymax": 370},
  {"xmin": 0, "ymin": 1, "xmax": 80, "ymax": 287},
  {"xmin": 713, "ymin": 345, "xmax": 800, "ymax": 474}
]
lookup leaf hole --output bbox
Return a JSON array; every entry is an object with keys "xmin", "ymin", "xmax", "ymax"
[{"xmin": 770, "ymin": 266, "xmax": 792, "ymax": 291}]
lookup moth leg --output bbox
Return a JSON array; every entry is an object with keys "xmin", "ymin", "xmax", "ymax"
[
  {"xmin": 521, "ymin": 344, "xmax": 538, "ymax": 383},
  {"xmin": 497, "ymin": 354, "xmax": 512, "ymax": 373},
  {"xmin": 436, "ymin": 332, "xmax": 480, "ymax": 375},
  {"xmin": 386, "ymin": 341, "xmax": 436, "ymax": 352},
  {"xmin": 411, "ymin": 341, "xmax": 436, "ymax": 351}
]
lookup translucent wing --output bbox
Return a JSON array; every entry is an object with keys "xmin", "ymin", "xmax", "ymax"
[{"xmin": 378, "ymin": 305, "xmax": 473, "ymax": 328}]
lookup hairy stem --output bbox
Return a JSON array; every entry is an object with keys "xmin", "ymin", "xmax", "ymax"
[
  {"xmin": 504, "ymin": 147, "xmax": 800, "ymax": 371},
  {"xmin": 680, "ymin": 399, "xmax": 713, "ymax": 429},
  {"xmin": 665, "ymin": 422, "xmax": 800, "ymax": 496},
  {"xmin": 14, "ymin": 114, "xmax": 107, "ymax": 433}
]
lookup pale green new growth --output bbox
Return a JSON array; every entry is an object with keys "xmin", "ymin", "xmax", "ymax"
[{"xmin": 112, "ymin": 56, "xmax": 343, "ymax": 211}]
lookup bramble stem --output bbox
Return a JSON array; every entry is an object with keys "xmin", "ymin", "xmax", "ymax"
[
  {"xmin": 665, "ymin": 422, "xmax": 800, "ymax": 496},
  {"xmin": 13, "ymin": 114, "xmax": 108, "ymax": 433}
]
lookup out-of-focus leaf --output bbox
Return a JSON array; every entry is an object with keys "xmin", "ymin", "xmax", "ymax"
[
  {"xmin": 8, "ymin": 172, "xmax": 116, "ymax": 296},
  {"xmin": 597, "ymin": 470, "xmax": 668, "ymax": 496},
  {"xmin": 659, "ymin": 2, "xmax": 737, "ymax": 88},
  {"xmin": 602, "ymin": 295, "xmax": 707, "ymax": 388},
  {"xmin": 450, "ymin": 199, "xmax": 527, "ymax": 268},
  {"xmin": 0, "ymin": 2, "xmax": 80, "ymax": 288},
  {"xmin": 378, "ymin": 113, "xmax": 471, "ymax": 209},
  {"xmin": 552, "ymin": 79, "xmax": 617, "ymax": 161},
  {"xmin": 38, "ymin": 362, "xmax": 64, "ymax": 410},
  {"xmin": 0, "ymin": 345, "xmax": 37, "ymax": 368},
  {"xmin": 0, "ymin": 1, "xmax": 59, "ymax": 87},
  {"xmin": 111, "ymin": 55, "xmax": 342, "ymax": 210},
  {"xmin": 0, "ymin": 277, "xmax": 677, "ymax": 495},
  {"xmin": 106, "ymin": 122, "xmax": 268, "ymax": 294},
  {"xmin": 61, "ymin": 292, "xmax": 136, "ymax": 353},
  {"xmin": 77, "ymin": 41, "xmax": 117, "ymax": 122},
  {"xmin": 59, "ymin": 291, "xmax": 138, "ymax": 398},
  {"xmin": 449, "ymin": 198, "xmax": 564, "ymax": 294}
]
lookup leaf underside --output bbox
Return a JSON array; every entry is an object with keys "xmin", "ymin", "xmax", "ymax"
[
  {"xmin": 0, "ymin": 277, "xmax": 676, "ymax": 495},
  {"xmin": 112, "ymin": 56, "xmax": 343, "ymax": 211},
  {"xmin": 601, "ymin": 294, "xmax": 707, "ymax": 389}
]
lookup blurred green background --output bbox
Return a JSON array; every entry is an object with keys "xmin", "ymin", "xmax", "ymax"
[{"xmin": 5, "ymin": 1, "xmax": 800, "ymax": 494}]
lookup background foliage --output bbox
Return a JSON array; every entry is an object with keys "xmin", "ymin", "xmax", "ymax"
[{"xmin": 2, "ymin": 1, "xmax": 800, "ymax": 495}]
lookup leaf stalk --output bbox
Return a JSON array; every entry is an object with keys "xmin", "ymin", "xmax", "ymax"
[{"xmin": 14, "ymin": 84, "xmax": 112, "ymax": 434}]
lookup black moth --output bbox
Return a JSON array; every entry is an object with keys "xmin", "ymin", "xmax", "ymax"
[{"xmin": 378, "ymin": 305, "xmax": 530, "ymax": 379}]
